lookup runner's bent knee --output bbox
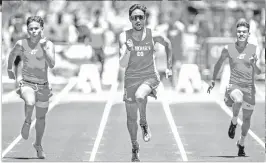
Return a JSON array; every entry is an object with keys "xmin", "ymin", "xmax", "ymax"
[
  {"xmin": 230, "ymin": 89, "xmax": 243, "ymax": 103},
  {"xmin": 135, "ymin": 90, "xmax": 146, "ymax": 100},
  {"xmin": 20, "ymin": 86, "xmax": 36, "ymax": 105},
  {"xmin": 135, "ymin": 84, "xmax": 151, "ymax": 100},
  {"xmin": 135, "ymin": 96, "xmax": 145, "ymax": 103},
  {"xmin": 24, "ymin": 96, "xmax": 36, "ymax": 106}
]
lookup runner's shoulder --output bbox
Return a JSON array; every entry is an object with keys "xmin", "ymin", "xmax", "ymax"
[{"xmin": 15, "ymin": 39, "xmax": 23, "ymax": 46}]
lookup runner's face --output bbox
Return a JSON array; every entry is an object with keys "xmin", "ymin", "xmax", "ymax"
[
  {"xmin": 236, "ymin": 26, "xmax": 249, "ymax": 42},
  {"xmin": 27, "ymin": 21, "xmax": 43, "ymax": 38},
  {"xmin": 130, "ymin": 9, "xmax": 145, "ymax": 31}
]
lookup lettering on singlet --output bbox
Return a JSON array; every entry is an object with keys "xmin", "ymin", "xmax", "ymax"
[{"xmin": 125, "ymin": 28, "xmax": 159, "ymax": 81}]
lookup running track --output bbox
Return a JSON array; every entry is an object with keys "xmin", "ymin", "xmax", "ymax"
[{"xmin": 1, "ymin": 79, "xmax": 265, "ymax": 162}]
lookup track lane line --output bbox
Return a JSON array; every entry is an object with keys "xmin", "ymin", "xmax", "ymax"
[
  {"xmin": 255, "ymin": 84, "xmax": 265, "ymax": 99},
  {"xmin": 2, "ymin": 77, "xmax": 78, "ymax": 158},
  {"xmin": 2, "ymin": 88, "xmax": 19, "ymax": 104},
  {"xmin": 203, "ymin": 82, "xmax": 265, "ymax": 149},
  {"xmin": 89, "ymin": 78, "xmax": 118, "ymax": 161},
  {"xmin": 158, "ymin": 83, "xmax": 188, "ymax": 161}
]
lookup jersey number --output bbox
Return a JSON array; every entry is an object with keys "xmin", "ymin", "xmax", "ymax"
[{"xmin": 136, "ymin": 51, "xmax": 144, "ymax": 57}]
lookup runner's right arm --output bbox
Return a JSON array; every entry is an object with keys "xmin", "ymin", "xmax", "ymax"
[
  {"xmin": 212, "ymin": 45, "xmax": 229, "ymax": 81},
  {"xmin": 251, "ymin": 46, "xmax": 262, "ymax": 75},
  {"xmin": 119, "ymin": 31, "xmax": 131, "ymax": 68},
  {"xmin": 7, "ymin": 40, "xmax": 23, "ymax": 71},
  {"xmin": 207, "ymin": 45, "xmax": 229, "ymax": 93}
]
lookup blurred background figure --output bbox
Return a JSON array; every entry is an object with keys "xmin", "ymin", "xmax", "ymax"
[
  {"xmin": 72, "ymin": 47, "xmax": 99, "ymax": 93},
  {"xmin": 167, "ymin": 10, "xmax": 185, "ymax": 89},
  {"xmin": 87, "ymin": 9, "xmax": 108, "ymax": 81},
  {"xmin": 176, "ymin": 5, "xmax": 202, "ymax": 93},
  {"xmin": 154, "ymin": 12, "xmax": 170, "ymax": 82},
  {"xmin": 9, "ymin": 13, "xmax": 27, "ymax": 46},
  {"xmin": 8, "ymin": 13, "xmax": 27, "ymax": 86},
  {"xmin": 2, "ymin": 0, "xmax": 265, "ymax": 94},
  {"xmin": 245, "ymin": 2, "xmax": 263, "ymax": 50}
]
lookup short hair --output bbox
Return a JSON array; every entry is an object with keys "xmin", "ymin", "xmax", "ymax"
[
  {"xmin": 253, "ymin": 9, "xmax": 261, "ymax": 16},
  {"xmin": 236, "ymin": 18, "xmax": 250, "ymax": 31},
  {"xmin": 26, "ymin": 16, "xmax": 44, "ymax": 27},
  {"xmin": 94, "ymin": 9, "xmax": 101, "ymax": 16},
  {"xmin": 187, "ymin": 6, "xmax": 198, "ymax": 15},
  {"xmin": 129, "ymin": 4, "xmax": 147, "ymax": 16}
]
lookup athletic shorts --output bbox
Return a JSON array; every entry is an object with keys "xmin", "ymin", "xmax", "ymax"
[
  {"xmin": 93, "ymin": 48, "xmax": 104, "ymax": 64},
  {"xmin": 224, "ymin": 84, "xmax": 255, "ymax": 110},
  {"xmin": 16, "ymin": 79, "xmax": 53, "ymax": 102},
  {"xmin": 123, "ymin": 77, "xmax": 160, "ymax": 104}
]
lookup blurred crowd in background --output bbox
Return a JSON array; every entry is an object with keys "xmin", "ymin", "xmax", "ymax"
[{"xmin": 1, "ymin": 0, "xmax": 265, "ymax": 94}]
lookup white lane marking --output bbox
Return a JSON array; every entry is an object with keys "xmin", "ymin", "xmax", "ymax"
[
  {"xmin": 89, "ymin": 80, "xmax": 118, "ymax": 161},
  {"xmin": 2, "ymin": 78, "xmax": 77, "ymax": 158},
  {"xmin": 158, "ymin": 83, "xmax": 188, "ymax": 161},
  {"xmin": 255, "ymin": 84, "xmax": 265, "ymax": 100},
  {"xmin": 2, "ymin": 88, "xmax": 19, "ymax": 104},
  {"xmin": 203, "ymin": 82, "xmax": 265, "ymax": 149}
]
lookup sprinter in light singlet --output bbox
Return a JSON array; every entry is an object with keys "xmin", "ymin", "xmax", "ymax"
[
  {"xmin": 119, "ymin": 4, "xmax": 173, "ymax": 162},
  {"xmin": 207, "ymin": 18, "xmax": 262, "ymax": 157},
  {"xmin": 7, "ymin": 16, "xmax": 55, "ymax": 159}
]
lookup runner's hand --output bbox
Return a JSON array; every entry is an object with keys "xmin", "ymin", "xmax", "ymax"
[
  {"xmin": 165, "ymin": 68, "xmax": 172, "ymax": 79},
  {"xmin": 40, "ymin": 31, "xmax": 48, "ymax": 49},
  {"xmin": 126, "ymin": 39, "xmax": 134, "ymax": 51},
  {"xmin": 40, "ymin": 37, "xmax": 48, "ymax": 48},
  {"xmin": 7, "ymin": 69, "xmax": 15, "ymax": 80},
  {"xmin": 207, "ymin": 80, "xmax": 215, "ymax": 94},
  {"xmin": 249, "ymin": 54, "xmax": 258, "ymax": 65}
]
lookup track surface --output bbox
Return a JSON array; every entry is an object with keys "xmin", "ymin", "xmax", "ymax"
[{"xmin": 1, "ymin": 80, "xmax": 265, "ymax": 162}]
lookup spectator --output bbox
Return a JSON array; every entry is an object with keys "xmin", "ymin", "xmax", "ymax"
[
  {"xmin": 87, "ymin": 9, "xmax": 108, "ymax": 80},
  {"xmin": 176, "ymin": 6, "xmax": 202, "ymax": 93}
]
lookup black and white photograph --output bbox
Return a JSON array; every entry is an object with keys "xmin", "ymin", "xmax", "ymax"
[{"xmin": 1, "ymin": 0, "xmax": 265, "ymax": 162}]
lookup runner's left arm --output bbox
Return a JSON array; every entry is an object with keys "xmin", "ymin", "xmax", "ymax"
[
  {"xmin": 251, "ymin": 46, "xmax": 262, "ymax": 74},
  {"xmin": 153, "ymin": 32, "xmax": 172, "ymax": 70},
  {"xmin": 41, "ymin": 39, "xmax": 55, "ymax": 68},
  {"xmin": 7, "ymin": 40, "xmax": 23, "ymax": 71}
]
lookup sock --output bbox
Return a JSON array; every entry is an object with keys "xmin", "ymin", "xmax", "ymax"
[
  {"xmin": 239, "ymin": 135, "xmax": 246, "ymax": 146},
  {"xmin": 232, "ymin": 116, "xmax": 237, "ymax": 125}
]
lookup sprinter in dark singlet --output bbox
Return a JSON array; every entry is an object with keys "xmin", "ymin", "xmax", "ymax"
[
  {"xmin": 119, "ymin": 4, "xmax": 173, "ymax": 162},
  {"xmin": 207, "ymin": 19, "xmax": 262, "ymax": 157}
]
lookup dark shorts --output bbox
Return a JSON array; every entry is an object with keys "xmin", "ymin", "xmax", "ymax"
[
  {"xmin": 224, "ymin": 84, "xmax": 255, "ymax": 108},
  {"xmin": 123, "ymin": 77, "xmax": 160, "ymax": 104},
  {"xmin": 93, "ymin": 48, "xmax": 104, "ymax": 64},
  {"xmin": 16, "ymin": 79, "xmax": 53, "ymax": 102}
]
